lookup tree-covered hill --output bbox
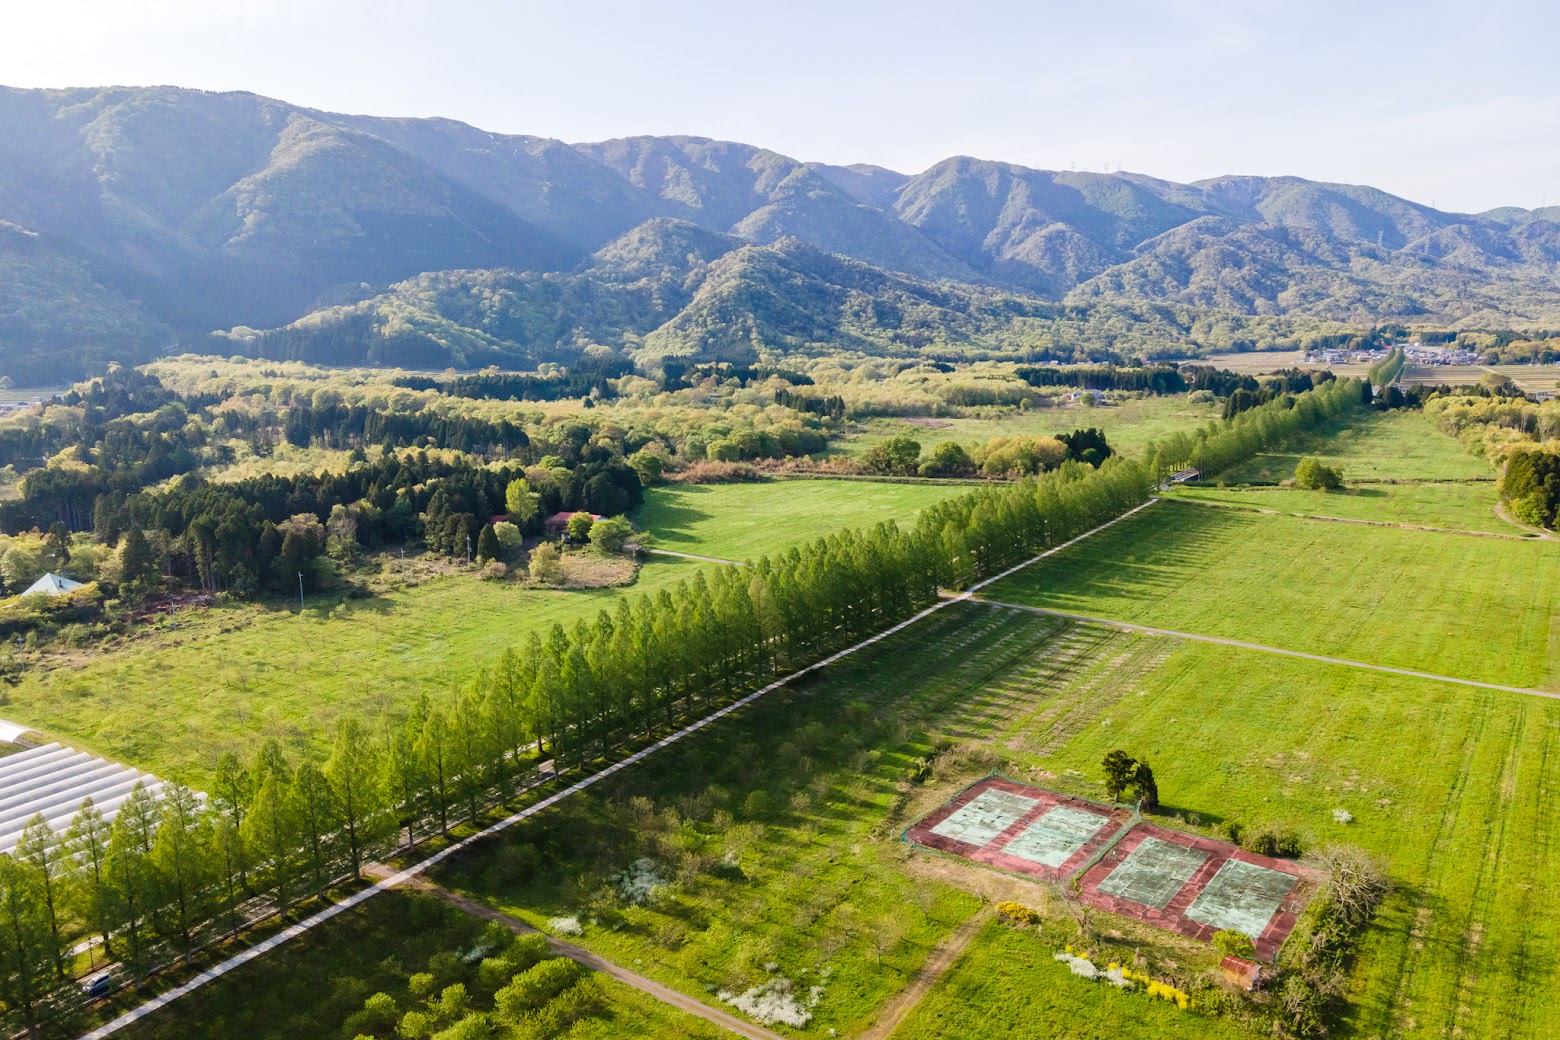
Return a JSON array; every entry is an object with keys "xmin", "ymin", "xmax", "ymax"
[{"xmin": 1, "ymin": 83, "xmax": 1557, "ymax": 379}]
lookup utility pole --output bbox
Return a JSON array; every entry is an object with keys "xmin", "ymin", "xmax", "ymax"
[
  {"xmin": 298, "ymin": 570, "xmax": 304, "ymax": 613},
  {"xmin": 466, "ymin": 534, "xmax": 472, "ymax": 568}
]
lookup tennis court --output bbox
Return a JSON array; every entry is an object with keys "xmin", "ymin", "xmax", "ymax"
[{"xmin": 907, "ymin": 779, "xmax": 1314, "ymax": 960}]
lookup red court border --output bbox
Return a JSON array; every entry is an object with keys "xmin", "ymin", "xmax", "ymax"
[
  {"xmin": 905, "ymin": 778, "xmax": 1317, "ymax": 961},
  {"xmin": 904, "ymin": 776, "xmax": 1131, "ymax": 883},
  {"xmin": 1075, "ymin": 823, "xmax": 1315, "ymax": 961}
]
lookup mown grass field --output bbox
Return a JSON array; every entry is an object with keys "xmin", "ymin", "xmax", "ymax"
[
  {"xmin": 633, "ymin": 478, "xmax": 962, "ymax": 561},
  {"xmin": 981, "ymin": 499, "xmax": 1560, "ymax": 690},
  {"xmin": 839, "ymin": 394, "xmax": 1221, "ymax": 459},
  {"xmin": 891, "ymin": 607, "xmax": 1560, "ymax": 1040},
  {"xmin": 401, "ymin": 594, "xmax": 1560, "ymax": 1040},
  {"xmin": 115, "ymin": 889, "xmax": 728, "ymax": 1040},
  {"xmin": 1214, "ymin": 410, "xmax": 1492, "ymax": 484},
  {"xmin": 1167, "ymin": 481, "xmax": 1514, "ymax": 535},
  {"xmin": 2, "ymin": 557, "xmax": 716, "ymax": 784}
]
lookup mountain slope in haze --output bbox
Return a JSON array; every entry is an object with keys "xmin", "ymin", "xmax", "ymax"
[{"xmin": 0, "ymin": 82, "xmax": 1556, "ymax": 379}]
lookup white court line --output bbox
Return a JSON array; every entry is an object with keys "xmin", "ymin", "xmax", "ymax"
[{"xmin": 77, "ymin": 496, "xmax": 1159, "ymax": 1039}]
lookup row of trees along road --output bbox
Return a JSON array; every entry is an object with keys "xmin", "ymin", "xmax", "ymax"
[
  {"xmin": 0, "ymin": 378, "xmax": 1358, "ymax": 1035},
  {"xmin": 1142, "ymin": 377, "xmax": 1369, "ymax": 481}
]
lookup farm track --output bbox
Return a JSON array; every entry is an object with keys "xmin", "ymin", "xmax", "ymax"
[
  {"xmin": 855, "ymin": 909, "xmax": 990, "ymax": 1040},
  {"xmin": 74, "ymin": 501, "xmax": 1162, "ymax": 1039},
  {"xmin": 965, "ymin": 596, "xmax": 1560, "ymax": 701},
  {"xmin": 359, "ymin": 866, "xmax": 786, "ymax": 1040},
  {"xmin": 1171, "ymin": 493, "xmax": 1534, "ymax": 541},
  {"xmin": 643, "ymin": 547, "xmax": 746, "ymax": 565}
]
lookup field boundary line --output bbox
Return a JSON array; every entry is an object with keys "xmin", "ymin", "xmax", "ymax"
[
  {"xmin": 967, "ymin": 597, "xmax": 1560, "ymax": 700},
  {"xmin": 74, "ymin": 496, "xmax": 1159, "ymax": 1040},
  {"xmin": 1168, "ymin": 494, "xmax": 1532, "ymax": 542}
]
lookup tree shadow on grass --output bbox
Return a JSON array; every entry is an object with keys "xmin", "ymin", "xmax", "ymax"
[{"xmin": 632, "ymin": 489, "xmax": 717, "ymax": 548}]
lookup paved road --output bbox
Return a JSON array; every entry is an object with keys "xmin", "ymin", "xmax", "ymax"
[
  {"xmin": 362, "ymin": 867, "xmax": 784, "ymax": 1040},
  {"xmin": 968, "ymin": 596, "xmax": 1560, "ymax": 701}
]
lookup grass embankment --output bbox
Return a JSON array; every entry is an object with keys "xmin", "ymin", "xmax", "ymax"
[
  {"xmin": 1215, "ymin": 410, "xmax": 1492, "ymax": 484},
  {"xmin": 839, "ymin": 395, "xmax": 1221, "ymax": 460},
  {"xmin": 633, "ymin": 478, "xmax": 961, "ymax": 561},
  {"xmin": 980, "ymin": 499, "xmax": 1560, "ymax": 690}
]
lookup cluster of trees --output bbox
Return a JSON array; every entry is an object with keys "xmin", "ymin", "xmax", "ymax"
[
  {"xmin": 338, "ymin": 926, "xmax": 611, "ymax": 1040},
  {"xmin": 1015, "ymin": 364, "xmax": 1189, "ymax": 394},
  {"xmin": 1295, "ymin": 457, "xmax": 1344, "ymax": 491},
  {"xmin": 1498, "ymin": 447, "xmax": 1560, "ymax": 528},
  {"xmin": 1144, "ymin": 378, "xmax": 1369, "ymax": 482},
  {"xmin": 773, "ymin": 387, "xmax": 846, "ymax": 420},
  {"xmin": 393, "ymin": 359, "xmax": 633, "ymax": 403},
  {"xmin": 1101, "ymin": 750, "xmax": 1158, "ymax": 811},
  {"xmin": 860, "ymin": 429, "xmax": 1114, "ymax": 479}
]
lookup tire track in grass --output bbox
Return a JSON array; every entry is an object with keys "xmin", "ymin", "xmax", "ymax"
[{"xmin": 78, "ymin": 500, "xmax": 1163, "ymax": 1039}]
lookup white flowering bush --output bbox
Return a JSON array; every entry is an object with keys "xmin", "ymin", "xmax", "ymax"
[
  {"xmin": 547, "ymin": 915, "xmax": 583, "ymax": 937},
  {"xmin": 614, "ymin": 858, "xmax": 666, "ymax": 905},
  {"xmin": 719, "ymin": 976, "xmax": 820, "ymax": 1027}
]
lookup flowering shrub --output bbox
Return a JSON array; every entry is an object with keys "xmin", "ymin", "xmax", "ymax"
[{"xmin": 996, "ymin": 901, "xmax": 1040, "ymax": 925}]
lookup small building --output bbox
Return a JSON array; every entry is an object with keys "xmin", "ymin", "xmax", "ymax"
[
  {"xmin": 544, "ymin": 511, "xmax": 603, "ymax": 533},
  {"xmin": 1221, "ymin": 955, "xmax": 1262, "ymax": 991},
  {"xmin": 22, "ymin": 573, "xmax": 84, "ymax": 598},
  {"xmin": 1168, "ymin": 468, "xmax": 1201, "ymax": 484}
]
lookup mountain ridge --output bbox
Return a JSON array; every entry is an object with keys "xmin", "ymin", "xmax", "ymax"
[{"xmin": 0, "ymin": 83, "xmax": 1555, "ymax": 379}]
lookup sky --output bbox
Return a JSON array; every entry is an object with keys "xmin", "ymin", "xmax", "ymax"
[{"xmin": 3, "ymin": 0, "xmax": 1557, "ymax": 213}]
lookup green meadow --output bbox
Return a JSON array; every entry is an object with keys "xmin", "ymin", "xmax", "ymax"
[
  {"xmin": 632, "ymin": 477, "xmax": 961, "ymax": 561},
  {"xmin": 981, "ymin": 499, "xmax": 1560, "ymax": 690},
  {"xmin": 2, "ymin": 558, "xmax": 717, "ymax": 784},
  {"xmin": 1214, "ymin": 410, "xmax": 1492, "ymax": 483},
  {"xmin": 1167, "ymin": 480, "xmax": 1513, "ymax": 535}
]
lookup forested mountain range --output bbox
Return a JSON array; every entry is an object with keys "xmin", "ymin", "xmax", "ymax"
[{"xmin": 2, "ymin": 84, "xmax": 1557, "ymax": 379}]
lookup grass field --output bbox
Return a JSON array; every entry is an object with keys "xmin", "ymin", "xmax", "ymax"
[
  {"xmin": 839, "ymin": 395, "xmax": 1221, "ymax": 460},
  {"xmin": 115, "ymin": 889, "xmax": 728, "ymax": 1040},
  {"xmin": 411, "ymin": 596, "xmax": 1560, "ymax": 1040},
  {"xmin": 1214, "ymin": 410, "xmax": 1493, "ymax": 483},
  {"xmin": 2, "ymin": 556, "xmax": 714, "ymax": 784},
  {"xmin": 633, "ymin": 478, "xmax": 962, "ymax": 561},
  {"xmin": 980, "ymin": 499, "xmax": 1560, "ymax": 690},
  {"xmin": 897, "ymin": 606, "xmax": 1560, "ymax": 1040},
  {"xmin": 1167, "ymin": 481, "xmax": 1515, "ymax": 535}
]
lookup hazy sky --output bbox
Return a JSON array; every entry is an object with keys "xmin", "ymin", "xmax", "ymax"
[{"xmin": 5, "ymin": 0, "xmax": 1557, "ymax": 213}]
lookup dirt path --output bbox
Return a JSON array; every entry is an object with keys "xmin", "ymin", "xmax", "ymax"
[
  {"xmin": 1495, "ymin": 501, "xmax": 1557, "ymax": 540},
  {"xmin": 856, "ymin": 909, "xmax": 989, "ymax": 1040},
  {"xmin": 967, "ymin": 596, "xmax": 1560, "ymax": 701},
  {"xmin": 362, "ymin": 865, "xmax": 785, "ymax": 1040},
  {"xmin": 644, "ymin": 547, "xmax": 747, "ymax": 565}
]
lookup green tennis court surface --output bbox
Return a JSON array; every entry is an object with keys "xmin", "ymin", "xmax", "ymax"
[
  {"xmin": 929, "ymin": 788, "xmax": 1037, "ymax": 846},
  {"xmin": 1186, "ymin": 858, "xmax": 1299, "ymax": 937},
  {"xmin": 1001, "ymin": 805, "xmax": 1109, "ymax": 867},
  {"xmin": 1096, "ymin": 837, "xmax": 1208, "ymax": 909}
]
